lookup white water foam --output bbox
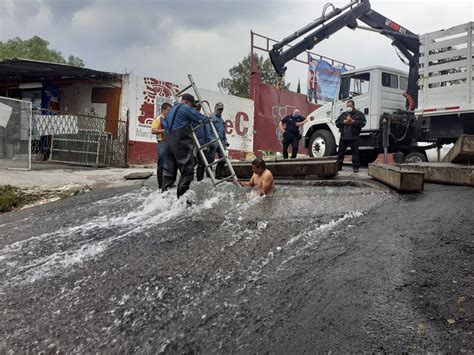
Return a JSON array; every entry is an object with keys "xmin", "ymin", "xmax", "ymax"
[{"xmin": 0, "ymin": 185, "xmax": 260, "ymax": 288}]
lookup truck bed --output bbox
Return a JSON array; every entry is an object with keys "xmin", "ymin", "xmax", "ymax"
[{"xmin": 416, "ymin": 22, "xmax": 473, "ymax": 117}]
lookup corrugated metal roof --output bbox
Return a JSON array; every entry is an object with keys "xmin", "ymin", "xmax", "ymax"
[{"xmin": 0, "ymin": 58, "xmax": 121, "ymax": 84}]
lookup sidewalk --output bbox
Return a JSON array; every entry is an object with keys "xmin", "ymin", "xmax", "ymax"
[
  {"xmin": 1, "ymin": 163, "xmax": 381, "ymax": 191},
  {"xmin": 0, "ymin": 163, "xmax": 156, "ymax": 192}
]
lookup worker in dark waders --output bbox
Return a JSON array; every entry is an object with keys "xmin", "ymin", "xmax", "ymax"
[{"xmin": 162, "ymin": 93, "xmax": 209, "ymax": 198}]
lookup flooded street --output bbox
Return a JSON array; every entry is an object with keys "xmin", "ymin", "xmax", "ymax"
[{"xmin": 0, "ymin": 181, "xmax": 472, "ymax": 353}]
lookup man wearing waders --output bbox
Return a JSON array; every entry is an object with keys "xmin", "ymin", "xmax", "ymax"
[{"xmin": 162, "ymin": 93, "xmax": 209, "ymax": 198}]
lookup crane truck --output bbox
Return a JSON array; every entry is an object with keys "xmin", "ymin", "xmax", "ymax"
[{"xmin": 269, "ymin": 0, "xmax": 474, "ymax": 163}]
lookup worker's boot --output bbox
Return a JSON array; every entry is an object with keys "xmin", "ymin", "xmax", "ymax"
[{"xmin": 157, "ymin": 170, "xmax": 163, "ymax": 189}]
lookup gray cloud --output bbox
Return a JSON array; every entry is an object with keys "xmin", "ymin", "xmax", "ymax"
[
  {"xmin": 1, "ymin": 0, "xmax": 473, "ymax": 91},
  {"xmin": 43, "ymin": 0, "xmax": 95, "ymax": 20}
]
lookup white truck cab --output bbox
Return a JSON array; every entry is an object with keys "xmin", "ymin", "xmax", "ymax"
[{"xmin": 303, "ymin": 65, "xmax": 409, "ymax": 158}]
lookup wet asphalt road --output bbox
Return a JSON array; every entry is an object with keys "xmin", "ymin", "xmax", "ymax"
[{"xmin": 0, "ymin": 180, "xmax": 472, "ymax": 353}]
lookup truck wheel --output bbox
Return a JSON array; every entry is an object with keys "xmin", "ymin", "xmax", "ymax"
[
  {"xmin": 309, "ymin": 130, "xmax": 336, "ymax": 158},
  {"xmin": 404, "ymin": 151, "xmax": 427, "ymax": 163}
]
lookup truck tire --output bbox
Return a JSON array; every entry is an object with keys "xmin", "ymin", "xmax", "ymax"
[
  {"xmin": 308, "ymin": 130, "xmax": 337, "ymax": 158},
  {"xmin": 404, "ymin": 151, "xmax": 427, "ymax": 163}
]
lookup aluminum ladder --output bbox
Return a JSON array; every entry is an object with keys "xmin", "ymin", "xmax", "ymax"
[{"xmin": 171, "ymin": 74, "xmax": 240, "ymax": 186}]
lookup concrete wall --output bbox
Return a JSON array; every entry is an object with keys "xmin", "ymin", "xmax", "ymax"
[
  {"xmin": 122, "ymin": 74, "xmax": 255, "ymax": 165},
  {"xmin": 60, "ymin": 81, "xmax": 120, "ymax": 117}
]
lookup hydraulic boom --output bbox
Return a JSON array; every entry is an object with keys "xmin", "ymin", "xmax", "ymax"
[{"xmin": 269, "ymin": 0, "xmax": 420, "ymax": 105}]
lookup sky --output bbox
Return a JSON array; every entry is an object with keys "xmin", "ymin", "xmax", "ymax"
[{"xmin": 1, "ymin": 0, "xmax": 473, "ymax": 92}]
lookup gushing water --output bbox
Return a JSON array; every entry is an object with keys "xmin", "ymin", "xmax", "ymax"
[
  {"xmin": 0, "ymin": 182, "xmax": 388, "ymax": 290},
  {"xmin": 0, "ymin": 182, "xmax": 394, "ymax": 353}
]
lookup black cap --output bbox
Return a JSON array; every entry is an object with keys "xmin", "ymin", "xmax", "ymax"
[{"xmin": 181, "ymin": 93, "xmax": 195, "ymax": 103}]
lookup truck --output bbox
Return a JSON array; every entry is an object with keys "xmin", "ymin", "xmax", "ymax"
[{"xmin": 269, "ymin": 0, "xmax": 473, "ymax": 163}]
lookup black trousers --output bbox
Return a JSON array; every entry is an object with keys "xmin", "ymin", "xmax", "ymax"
[
  {"xmin": 282, "ymin": 132, "xmax": 300, "ymax": 159},
  {"xmin": 336, "ymin": 138, "xmax": 360, "ymax": 169},
  {"xmin": 195, "ymin": 149, "xmax": 208, "ymax": 182},
  {"xmin": 207, "ymin": 144, "xmax": 226, "ymax": 173},
  {"xmin": 162, "ymin": 126, "xmax": 195, "ymax": 198}
]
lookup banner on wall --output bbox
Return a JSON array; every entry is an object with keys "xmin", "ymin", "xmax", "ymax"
[{"xmin": 307, "ymin": 54, "xmax": 347, "ymax": 104}]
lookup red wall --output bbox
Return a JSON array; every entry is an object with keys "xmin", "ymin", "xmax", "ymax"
[
  {"xmin": 128, "ymin": 141, "xmax": 157, "ymax": 166},
  {"xmin": 252, "ymin": 83, "xmax": 320, "ymax": 153},
  {"xmin": 128, "ymin": 141, "xmax": 246, "ymax": 166}
]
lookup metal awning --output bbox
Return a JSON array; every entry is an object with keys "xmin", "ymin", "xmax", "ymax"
[{"xmin": 0, "ymin": 58, "xmax": 121, "ymax": 84}]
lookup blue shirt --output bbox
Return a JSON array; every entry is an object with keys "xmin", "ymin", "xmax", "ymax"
[
  {"xmin": 166, "ymin": 103, "xmax": 208, "ymax": 132},
  {"xmin": 210, "ymin": 112, "xmax": 227, "ymax": 144},
  {"xmin": 193, "ymin": 121, "xmax": 213, "ymax": 146}
]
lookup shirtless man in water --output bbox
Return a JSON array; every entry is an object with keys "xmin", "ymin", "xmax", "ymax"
[{"xmin": 238, "ymin": 158, "xmax": 275, "ymax": 196}]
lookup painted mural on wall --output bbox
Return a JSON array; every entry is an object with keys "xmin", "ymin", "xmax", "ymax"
[
  {"xmin": 131, "ymin": 76, "xmax": 254, "ymax": 152},
  {"xmin": 134, "ymin": 77, "xmax": 176, "ymax": 141}
]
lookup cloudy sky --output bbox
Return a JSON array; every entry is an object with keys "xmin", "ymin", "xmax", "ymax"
[{"xmin": 1, "ymin": 0, "xmax": 473, "ymax": 92}]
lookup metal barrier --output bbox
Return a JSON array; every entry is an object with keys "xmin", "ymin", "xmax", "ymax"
[
  {"xmin": 0, "ymin": 97, "xmax": 32, "ymax": 170},
  {"xmin": 31, "ymin": 110, "xmax": 128, "ymax": 167}
]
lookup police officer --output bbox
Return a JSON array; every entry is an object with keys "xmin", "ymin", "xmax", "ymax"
[{"xmin": 279, "ymin": 108, "xmax": 305, "ymax": 159}]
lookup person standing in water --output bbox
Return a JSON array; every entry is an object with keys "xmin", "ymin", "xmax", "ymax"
[{"xmin": 238, "ymin": 158, "xmax": 275, "ymax": 196}]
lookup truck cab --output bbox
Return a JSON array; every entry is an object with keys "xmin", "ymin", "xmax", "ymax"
[{"xmin": 303, "ymin": 65, "xmax": 409, "ymax": 158}]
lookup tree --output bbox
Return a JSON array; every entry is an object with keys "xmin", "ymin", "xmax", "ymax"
[
  {"xmin": 218, "ymin": 53, "xmax": 289, "ymax": 98},
  {"xmin": 67, "ymin": 55, "xmax": 84, "ymax": 67},
  {"xmin": 296, "ymin": 79, "xmax": 301, "ymax": 94},
  {"xmin": 0, "ymin": 36, "xmax": 85, "ymax": 67}
]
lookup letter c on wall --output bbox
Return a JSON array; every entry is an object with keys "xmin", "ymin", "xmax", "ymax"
[{"xmin": 235, "ymin": 112, "xmax": 249, "ymax": 136}]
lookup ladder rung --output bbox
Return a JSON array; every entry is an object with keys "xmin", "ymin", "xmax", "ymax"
[
  {"xmin": 215, "ymin": 175, "xmax": 237, "ymax": 185},
  {"xmin": 209, "ymin": 157, "xmax": 226, "ymax": 167},
  {"xmin": 174, "ymin": 84, "xmax": 193, "ymax": 96},
  {"xmin": 192, "ymin": 120, "xmax": 211, "ymax": 129},
  {"xmin": 199, "ymin": 139, "xmax": 218, "ymax": 150}
]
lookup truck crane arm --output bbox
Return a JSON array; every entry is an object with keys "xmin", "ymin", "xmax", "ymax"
[{"xmin": 269, "ymin": 0, "xmax": 420, "ymax": 105}]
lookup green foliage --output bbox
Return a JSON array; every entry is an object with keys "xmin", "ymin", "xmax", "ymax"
[
  {"xmin": 67, "ymin": 55, "xmax": 84, "ymax": 67},
  {"xmin": 0, "ymin": 185, "xmax": 28, "ymax": 212},
  {"xmin": 0, "ymin": 185, "xmax": 54, "ymax": 213},
  {"xmin": 0, "ymin": 36, "xmax": 85, "ymax": 67},
  {"xmin": 218, "ymin": 53, "xmax": 289, "ymax": 98}
]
